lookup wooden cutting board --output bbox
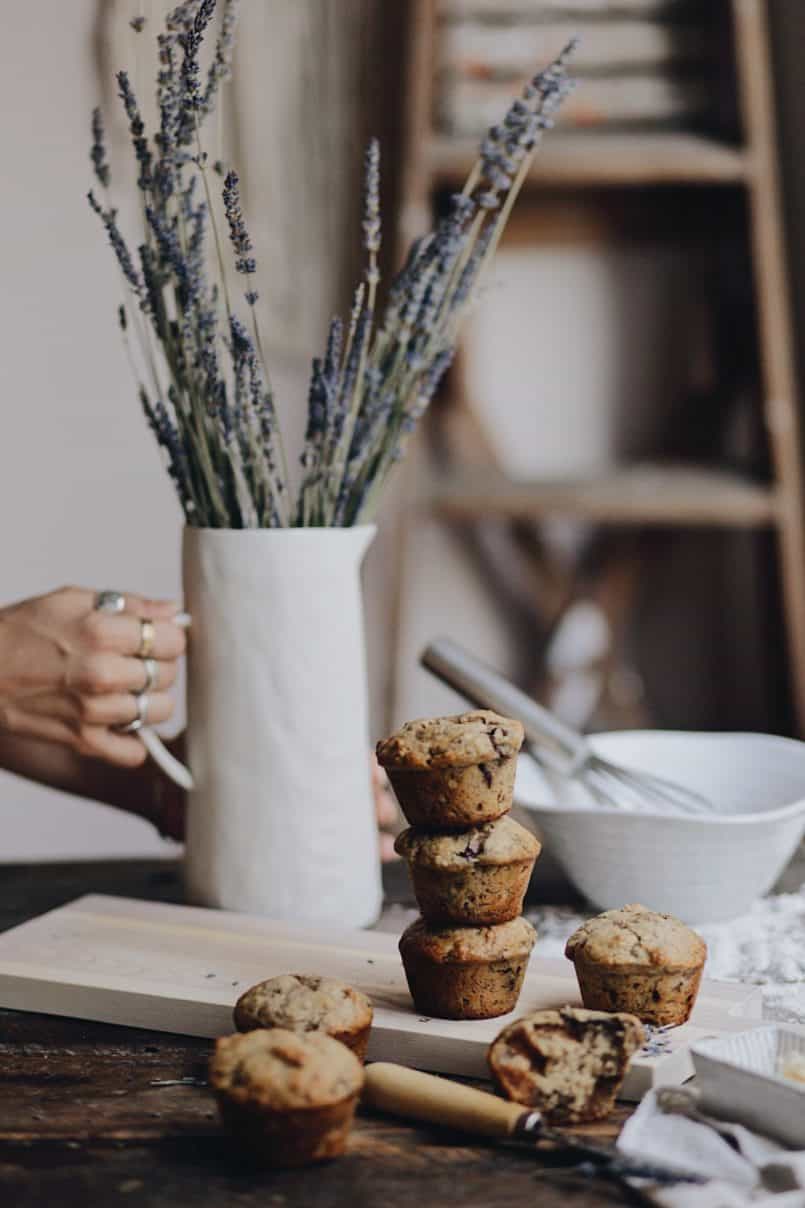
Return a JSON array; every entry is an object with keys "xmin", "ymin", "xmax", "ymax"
[{"xmin": 0, "ymin": 894, "xmax": 762, "ymax": 1100}]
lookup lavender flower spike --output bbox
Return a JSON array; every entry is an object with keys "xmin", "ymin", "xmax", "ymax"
[
  {"xmin": 201, "ymin": 0, "xmax": 240, "ymax": 116},
  {"xmin": 178, "ymin": 0, "xmax": 217, "ymax": 120},
  {"xmin": 88, "ymin": 191, "xmax": 144, "ymax": 299},
  {"xmin": 116, "ymin": 71, "xmax": 153, "ymax": 192},
  {"xmin": 222, "ymin": 169, "xmax": 257, "ymax": 278},
  {"xmin": 90, "ymin": 107, "xmax": 110, "ymax": 188}
]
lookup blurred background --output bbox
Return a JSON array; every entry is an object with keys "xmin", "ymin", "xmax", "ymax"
[{"xmin": 3, "ymin": 0, "xmax": 805, "ymax": 860}]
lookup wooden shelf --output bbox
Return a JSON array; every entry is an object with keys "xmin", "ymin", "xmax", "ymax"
[
  {"xmin": 430, "ymin": 463, "xmax": 778, "ymax": 528},
  {"xmin": 428, "ymin": 130, "xmax": 748, "ymax": 188},
  {"xmin": 397, "ymin": 1, "xmax": 805, "ymax": 730}
]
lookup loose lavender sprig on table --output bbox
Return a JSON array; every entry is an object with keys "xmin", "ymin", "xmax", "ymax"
[{"xmin": 89, "ymin": 0, "xmax": 575, "ymax": 527}]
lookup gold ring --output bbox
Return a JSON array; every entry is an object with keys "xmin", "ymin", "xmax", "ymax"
[{"xmin": 138, "ymin": 618, "xmax": 156, "ymax": 659}]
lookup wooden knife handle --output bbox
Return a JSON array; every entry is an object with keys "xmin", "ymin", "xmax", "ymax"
[{"xmin": 363, "ymin": 1063, "xmax": 525, "ymax": 1138}]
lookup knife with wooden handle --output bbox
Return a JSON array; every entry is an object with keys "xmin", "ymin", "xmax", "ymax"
[
  {"xmin": 364, "ymin": 1062, "xmax": 527, "ymax": 1138},
  {"xmin": 363, "ymin": 1064, "xmax": 705, "ymax": 1187}
]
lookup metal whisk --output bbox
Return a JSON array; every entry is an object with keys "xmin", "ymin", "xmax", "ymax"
[{"xmin": 421, "ymin": 638, "xmax": 713, "ymax": 816}]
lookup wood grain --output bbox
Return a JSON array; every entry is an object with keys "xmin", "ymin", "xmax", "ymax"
[
  {"xmin": 0, "ymin": 860, "xmax": 632, "ymax": 1208},
  {"xmin": 429, "ymin": 463, "xmax": 778, "ymax": 528},
  {"xmin": 0, "ymin": 892, "xmax": 761, "ymax": 1102},
  {"xmin": 733, "ymin": 0, "xmax": 805, "ymax": 731},
  {"xmin": 429, "ymin": 130, "xmax": 749, "ymax": 188}
]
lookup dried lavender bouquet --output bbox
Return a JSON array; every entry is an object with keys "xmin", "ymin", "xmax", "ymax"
[{"xmin": 89, "ymin": 0, "xmax": 576, "ymax": 528}]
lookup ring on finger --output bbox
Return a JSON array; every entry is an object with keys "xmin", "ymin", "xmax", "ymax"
[
  {"xmin": 116, "ymin": 692, "xmax": 149, "ymax": 734},
  {"xmin": 140, "ymin": 657, "xmax": 158, "ymax": 693},
  {"xmin": 95, "ymin": 590, "xmax": 126, "ymax": 614},
  {"xmin": 138, "ymin": 618, "xmax": 156, "ymax": 659}
]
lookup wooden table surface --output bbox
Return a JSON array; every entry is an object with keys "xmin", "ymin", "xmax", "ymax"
[{"xmin": 0, "ymin": 860, "xmax": 636, "ymax": 1208}]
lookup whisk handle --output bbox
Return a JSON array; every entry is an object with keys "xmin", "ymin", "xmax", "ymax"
[{"xmin": 421, "ymin": 638, "xmax": 589, "ymax": 770}]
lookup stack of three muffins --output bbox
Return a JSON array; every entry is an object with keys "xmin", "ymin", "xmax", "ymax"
[{"xmin": 377, "ymin": 710, "xmax": 541, "ymax": 1020}]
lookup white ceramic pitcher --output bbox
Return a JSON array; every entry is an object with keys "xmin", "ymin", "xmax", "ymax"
[{"xmin": 146, "ymin": 525, "xmax": 382, "ymax": 928}]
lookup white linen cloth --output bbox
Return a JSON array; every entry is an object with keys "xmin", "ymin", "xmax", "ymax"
[{"xmin": 617, "ymin": 1089, "xmax": 805, "ymax": 1207}]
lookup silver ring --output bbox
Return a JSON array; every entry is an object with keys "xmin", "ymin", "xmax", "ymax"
[
  {"xmin": 116, "ymin": 692, "xmax": 149, "ymax": 735},
  {"xmin": 95, "ymin": 590, "xmax": 126, "ymax": 614},
  {"xmin": 140, "ymin": 657, "xmax": 158, "ymax": 693}
]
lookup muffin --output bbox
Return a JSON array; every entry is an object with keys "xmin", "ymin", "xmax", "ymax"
[
  {"xmin": 376, "ymin": 710, "xmax": 524, "ymax": 830},
  {"xmin": 395, "ymin": 816, "xmax": 541, "ymax": 925},
  {"xmin": 565, "ymin": 903, "xmax": 707, "ymax": 1026},
  {"xmin": 209, "ymin": 1028, "xmax": 363, "ymax": 1167},
  {"xmin": 399, "ymin": 915, "xmax": 536, "ymax": 1020},
  {"xmin": 234, "ymin": 974, "xmax": 373, "ymax": 1061},
  {"xmin": 488, "ymin": 1005, "xmax": 645, "ymax": 1124}
]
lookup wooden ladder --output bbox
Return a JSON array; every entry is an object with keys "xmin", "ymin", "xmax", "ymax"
[{"xmin": 394, "ymin": 0, "xmax": 805, "ymax": 731}]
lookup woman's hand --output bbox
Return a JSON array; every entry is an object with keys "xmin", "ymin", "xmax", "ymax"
[{"xmin": 0, "ymin": 586, "xmax": 185, "ymax": 767}]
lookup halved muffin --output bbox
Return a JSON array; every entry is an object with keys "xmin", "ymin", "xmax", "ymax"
[{"xmin": 488, "ymin": 1005, "xmax": 645, "ymax": 1123}]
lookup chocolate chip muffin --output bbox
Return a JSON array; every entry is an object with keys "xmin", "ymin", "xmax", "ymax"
[
  {"xmin": 565, "ymin": 903, "xmax": 707, "ymax": 1027},
  {"xmin": 234, "ymin": 975, "xmax": 373, "ymax": 1061},
  {"xmin": 376, "ymin": 710, "xmax": 524, "ymax": 830},
  {"xmin": 488, "ymin": 1005, "xmax": 645, "ymax": 1123},
  {"xmin": 395, "ymin": 816, "xmax": 541, "ymax": 926},
  {"xmin": 209, "ymin": 1029, "xmax": 364, "ymax": 1167},
  {"xmin": 399, "ymin": 915, "xmax": 536, "ymax": 1020}
]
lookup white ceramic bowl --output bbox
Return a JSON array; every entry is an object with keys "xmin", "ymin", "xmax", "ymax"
[{"xmin": 514, "ymin": 731, "xmax": 805, "ymax": 923}]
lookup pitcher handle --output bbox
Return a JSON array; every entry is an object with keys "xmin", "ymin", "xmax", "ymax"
[{"xmin": 140, "ymin": 610, "xmax": 195, "ymax": 792}]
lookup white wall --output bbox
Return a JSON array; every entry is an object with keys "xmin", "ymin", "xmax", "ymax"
[{"xmin": 0, "ymin": 1, "xmax": 182, "ymax": 859}]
